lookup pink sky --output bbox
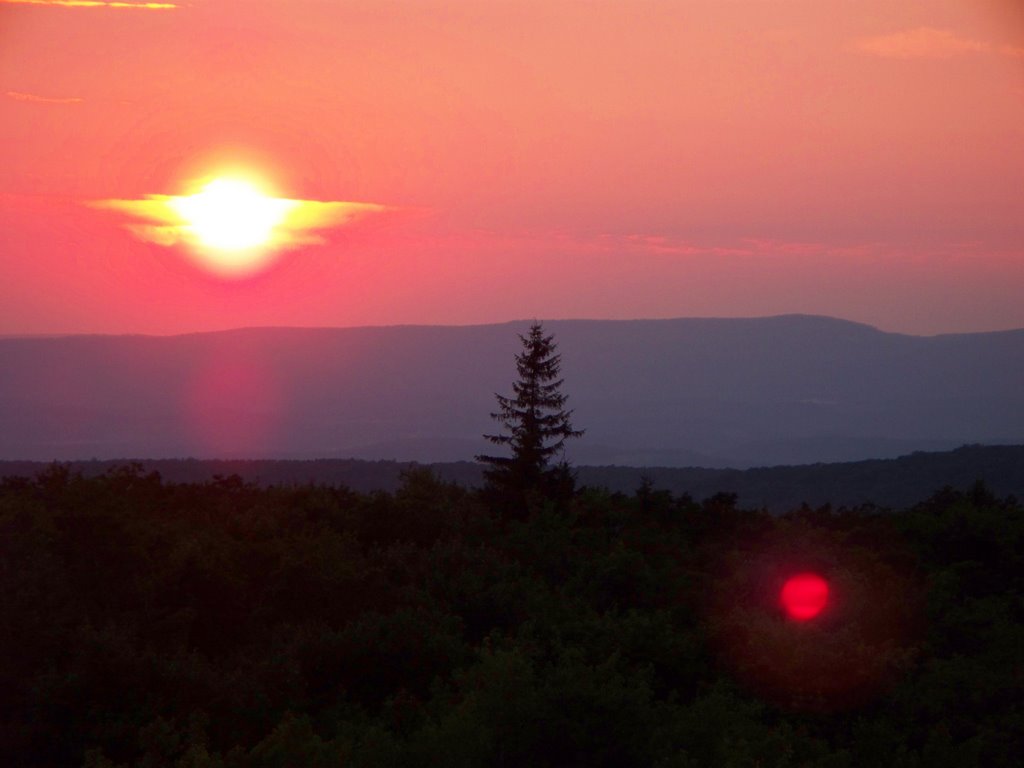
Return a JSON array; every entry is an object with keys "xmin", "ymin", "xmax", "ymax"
[{"xmin": 1, "ymin": 0, "xmax": 1023, "ymax": 335}]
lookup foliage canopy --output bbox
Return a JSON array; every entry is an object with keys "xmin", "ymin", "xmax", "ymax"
[{"xmin": 1, "ymin": 463, "xmax": 1022, "ymax": 766}]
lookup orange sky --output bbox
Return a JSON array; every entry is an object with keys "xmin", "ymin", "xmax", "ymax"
[{"xmin": 1, "ymin": 0, "xmax": 1023, "ymax": 335}]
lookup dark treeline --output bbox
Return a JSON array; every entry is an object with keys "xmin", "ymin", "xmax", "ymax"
[
  {"xmin": 1, "ymin": 464, "xmax": 1021, "ymax": 767},
  {"xmin": 3, "ymin": 443, "xmax": 1022, "ymax": 512}
]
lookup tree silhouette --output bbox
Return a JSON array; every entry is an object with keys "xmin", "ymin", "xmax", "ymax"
[{"xmin": 477, "ymin": 322, "xmax": 583, "ymax": 500}]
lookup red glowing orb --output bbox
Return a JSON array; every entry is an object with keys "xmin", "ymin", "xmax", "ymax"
[{"xmin": 780, "ymin": 573, "xmax": 830, "ymax": 621}]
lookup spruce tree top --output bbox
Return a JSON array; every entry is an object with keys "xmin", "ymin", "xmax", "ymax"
[{"xmin": 477, "ymin": 322, "xmax": 583, "ymax": 490}]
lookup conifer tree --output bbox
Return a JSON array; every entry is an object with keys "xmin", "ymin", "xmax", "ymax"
[{"xmin": 477, "ymin": 322, "xmax": 583, "ymax": 496}]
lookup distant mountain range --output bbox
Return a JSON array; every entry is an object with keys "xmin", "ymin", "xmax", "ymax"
[{"xmin": 1, "ymin": 315, "xmax": 1022, "ymax": 467}]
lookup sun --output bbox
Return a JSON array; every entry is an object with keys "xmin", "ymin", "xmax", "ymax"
[
  {"xmin": 92, "ymin": 172, "xmax": 390, "ymax": 279},
  {"xmin": 169, "ymin": 177, "xmax": 298, "ymax": 254}
]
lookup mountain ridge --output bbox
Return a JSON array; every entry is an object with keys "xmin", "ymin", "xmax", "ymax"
[
  {"xmin": 2, "ymin": 315, "xmax": 1021, "ymax": 466},
  {"xmin": 9, "ymin": 312, "xmax": 1022, "ymax": 341}
]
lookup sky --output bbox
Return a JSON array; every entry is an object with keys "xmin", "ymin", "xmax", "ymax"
[{"xmin": 1, "ymin": 0, "xmax": 1023, "ymax": 336}]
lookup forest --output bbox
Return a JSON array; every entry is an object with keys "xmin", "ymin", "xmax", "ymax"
[
  {"xmin": 1, "ymin": 462, "xmax": 1021, "ymax": 767},
  {"xmin": 3, "ymin": 442, "xmax": 1021, "ymax": 513}
]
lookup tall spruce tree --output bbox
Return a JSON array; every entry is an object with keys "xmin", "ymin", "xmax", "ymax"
[{"xmin": 477, "ymin": 322, "xmax": 583, "ymax": 497}]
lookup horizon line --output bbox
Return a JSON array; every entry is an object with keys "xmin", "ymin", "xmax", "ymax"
[{"xmin": 3, "ymin": 313, "xmax": 1024, "ymax": 340}]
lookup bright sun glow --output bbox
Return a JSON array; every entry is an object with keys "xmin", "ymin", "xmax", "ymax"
[
  {"xmin": 169, "ymin": 178, "xmax": 298, "ymax": 254},
  {"xmin": 92, "ymin": 172, "xmax": 389, "ymax": 278}
]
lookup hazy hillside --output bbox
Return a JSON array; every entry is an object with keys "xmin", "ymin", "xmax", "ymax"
[{"xmin": 1, "ymin": 316, "xmax": 1022, "ymax": 467}]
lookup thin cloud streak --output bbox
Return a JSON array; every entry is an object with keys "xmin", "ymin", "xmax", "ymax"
[
  {"xmin": 855, "ymin": 27, "xmax": 1024, "ymax": 60},
  {"xmin": 0, "ymin": 0, "xmax": 176, "ymax": 8},
  {"xmin": 91, "ymin": 194, "xmax": 391, "ymax": 251},
  {"xmin": 5, "ymin": 90, "xmax": 83, "ymax": 104},
  {"xmin": 434, "ymin": 229, "xmax": 1018, "ymax": 264}
]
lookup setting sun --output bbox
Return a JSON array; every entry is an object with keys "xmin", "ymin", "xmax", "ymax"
[
  {"xmin": 169, "ymin": 178, "xmax": 297, "ymax": 254},
  {"xmin": 92, "ymin": 173, "xmax": 389, "ymax": 278}
]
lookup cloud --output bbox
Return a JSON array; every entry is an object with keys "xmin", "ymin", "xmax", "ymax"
[
  {"xmin": 855, "ymin": 27, "xmax": 1024, "ymax": 60},
  {"xmin": 437, "ymin": 230, "xmax": 900, "ymax": 262},
  {"xmin": 0, "ymin": 0, "xmax": 176, "ymax": 8},
  {"xmin": 90, "ymin": 191, "xmax": 391, "ymax": 253},
  {"xmin": 5, "ymin": 90, "xmax": 83, "ymax": 104},
  {"xmin": 999, "ymin": 44, "xmax": 1024, "ymax": 60}
]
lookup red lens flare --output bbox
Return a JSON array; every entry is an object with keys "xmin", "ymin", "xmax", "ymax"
[{"xmin": 780, "ymin": 572, "xmax": 829, "ymax": 621}]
